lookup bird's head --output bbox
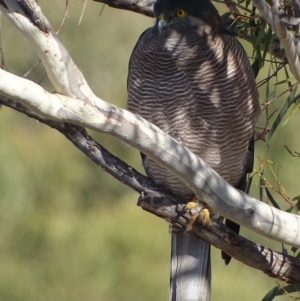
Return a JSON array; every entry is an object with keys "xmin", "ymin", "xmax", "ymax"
[{"xmin": 153, "ymin": 0, "xmax": 223, "ymax": 33}]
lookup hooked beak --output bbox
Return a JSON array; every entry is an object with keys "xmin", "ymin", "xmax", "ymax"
[{"xmin": 158, "ymin": 13, "xmax": 168, "ymax": 31}]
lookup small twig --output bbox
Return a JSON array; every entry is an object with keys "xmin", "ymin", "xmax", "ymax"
[
  {"xmin": 56, "ymin": 0, "xmax": 70, "ymax": 34},
  {"xmin": 284, "ymin": 145, "xmax": 300, "ymax": 158},
  {"xmin": 77, "ymin": 0, "xmax": 88, "ymax": 26},
  {"xmin": 263, "ymin": 83, "xmax": 298, "ymax": 106},
  {"xmin": 257, "ymin": 63, "xmax": 284, "ymax": 87},
  {"xmin": 0, "ymin": 11, "xmax": 5, "ymax": 68},
  {"xmin": 99, "ymin": 3, "xmax": 105, "ymax": 16},
  {"xmin": 269, "ymin": 161, "xmax": 294, "ymax": 206},
  {"xmin": 256, "ymin": 154, "xmax": 294, "ymax": 207},
  {"xmin": 93, "ymin": 0, "xmax": 154, "ymax": 16},
  {"xmin": 23, "ymin": 59, "xmax": 41, "ymax": 78}
]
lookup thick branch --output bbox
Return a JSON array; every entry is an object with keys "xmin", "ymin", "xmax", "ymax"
[
  {"xmin": 0, "ymin": 0, "xmax": 300, "ymax": 248},
  {"xmin": 1, "ymin": 95, "xmax": 300, "ymax": 284}
]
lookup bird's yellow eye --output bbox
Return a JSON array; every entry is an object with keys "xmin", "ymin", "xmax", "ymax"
[{"xmin": 175, "ymin": 9, "xmax": 187, "ymax": 18}]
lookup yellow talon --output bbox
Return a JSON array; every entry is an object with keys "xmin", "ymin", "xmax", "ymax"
[
  {"xmin": 201, "ymin": 208, "xmax": 210, "ymax": 225},
  {"xmin": 185, "ymin": 199, "xmax": 210, "ymax": 231},
  {"xmin": 186, "ymin": 212, "xmax": 200, "ymax": 231},
  {"xmin": 185, "ymin": 200, "xmax": 199, "ymax": 210}
]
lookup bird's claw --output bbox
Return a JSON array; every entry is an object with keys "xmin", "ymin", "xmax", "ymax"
[
  {"xmin": 185, "ymin": 200, "xmax": 210, "ymax": 231},
  {"xmin": 186, "ymin": 211, "xmax": 200, "ymax": 231}
]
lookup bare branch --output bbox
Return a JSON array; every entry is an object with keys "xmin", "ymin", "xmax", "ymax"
[
  {"xmin": 0, "ymin": 11, "xmax": 5, "ymax": 68},
  {"xmin": 56, "ymin": 0, "xmax": 70, "ymax": 34},
  {"xmin": 77, "ymin": 0, "xmax": 88, "ymax": 26},
  {"xmin": 93, "ymin": 0, "xmax": 154, "ymax": 16}
]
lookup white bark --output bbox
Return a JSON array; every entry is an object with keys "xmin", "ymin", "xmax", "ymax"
[{"xmin": 0, "ymin": 0, "xmax": 300, "ymax": 247}]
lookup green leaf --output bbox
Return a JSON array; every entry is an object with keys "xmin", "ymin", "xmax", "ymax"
[
  {"xmin": 265, "ymin": 187, "xmax": 281, "ymax": 209},
  {"xmin": 283, "ymin": 283, "xmax": 300, "ymax": 293},
  {"xmin": 252, "ymin": 59, "xmax": 260, "ymax": 78},
  {"xmin": 265, "ymin": 67, "xmax": 274, "ymax": 120},
  {"xmin": 283, "ymin": 64, "xmax": 292, "ymax": 90},
  {"xmin": 245, "ymin": 175, "xmax": 253, "ymax": 194},
  {"xmin": 291, "ymin": 197, "xmax": 300, "ymax": 215},
  {"xmin": 261, "ymin": 286, "xmax": 281, "ymax": 301},
  {"xmin": 254, "ymin": 22, "xmax": 266, "ymax": 51},
  {"xmin": 268, "ymin": 86, "xmax": 298, "ymax": 141},
  {"xmin": 261, "ymin": 284, "xmax": 300, "ymax": 301},
  {"xmin": 274, "ymin": 78, "xmax": 293, "ymax": 85},
  {"xmin": 291, "ymin": 246, "xmax": 298, "ymax": 253},
  {"xmin": 245, "ymin": 0, "xmax": 252, "ymax": 9},
  {"xmin": 262, "ymin": 26, "xmax": 273, "ymax": 61},
  {"xmin": 281, "ymin": 94, "xmax": 300, "ymax": 126}
]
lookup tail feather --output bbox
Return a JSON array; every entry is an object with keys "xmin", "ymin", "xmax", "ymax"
[
  {"xmin": 170, "ymin": 231, "xmax": 211, "ymax": 301},
  {"xmin": 221, "ymin": 219, "xmax": 240, "ymax": 265}
]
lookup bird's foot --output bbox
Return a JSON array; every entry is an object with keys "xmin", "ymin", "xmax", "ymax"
[{"xmin": 185, "ymin": 199, "xmax": 210, "ymax": 231}]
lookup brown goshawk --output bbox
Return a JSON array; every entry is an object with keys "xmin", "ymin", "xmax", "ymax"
[{"xmin": 127, "ymin": 0, "xmax": 260, "ymax": 300}]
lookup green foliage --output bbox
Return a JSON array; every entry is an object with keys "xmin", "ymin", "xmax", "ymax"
[
  {"xmin": 1, "ymin": 0, "xmax": 300, "ymax": 300},
  {"xmin": 268, "ymin": 86, "xmax": 298, "ymax": 140},
  {"xmin": 261, "ymin": 284, "xmax": 300, "ymax": 301}
]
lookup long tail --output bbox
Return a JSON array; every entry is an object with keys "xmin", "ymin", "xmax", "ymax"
[{"xmin": 170, "ymin": 231, "xmax": 211, "ymax": 301}]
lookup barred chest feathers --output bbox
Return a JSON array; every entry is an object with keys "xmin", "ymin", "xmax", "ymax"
[{"xmin": 127, "ymin": 24, "xmax": 260, "ymax": 201}]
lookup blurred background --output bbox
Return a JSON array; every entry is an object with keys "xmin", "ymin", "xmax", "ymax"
[{"xmin": 0, "ymin": 1, "xmax": 299, "ymax": 300}]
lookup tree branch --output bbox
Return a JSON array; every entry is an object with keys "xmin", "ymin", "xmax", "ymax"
[
  {"xmin": 94, "ymin": 0, "xmax": 154, "ymax": 16},
  {"xmin": 1, "ymin": 95, "xmax": 300, "ymax": 284}
]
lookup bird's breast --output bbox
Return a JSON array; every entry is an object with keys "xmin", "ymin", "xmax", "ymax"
[{"xmin": 127, "ymin": 28, "xmax": 260, "ymax": 201}]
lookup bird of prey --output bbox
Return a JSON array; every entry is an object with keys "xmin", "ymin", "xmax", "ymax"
[{"xmin": 127, "ymin": 0, "xmax": 261, "ymax": 300}]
